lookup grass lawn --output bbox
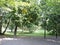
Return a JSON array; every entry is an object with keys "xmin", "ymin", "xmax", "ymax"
[{"xmin": 5, "ymin": 30, "xmax": 49, "ymax": 37}]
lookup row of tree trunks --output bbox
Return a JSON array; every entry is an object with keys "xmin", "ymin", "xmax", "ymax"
[{"xmin": 44, "ymin": 29, "xmax": 58, "ymax": 39}]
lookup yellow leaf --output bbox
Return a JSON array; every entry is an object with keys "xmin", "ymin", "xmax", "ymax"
[{"xmin": 22, "ymin": 8, "xmax": 27, "ymax": 14}]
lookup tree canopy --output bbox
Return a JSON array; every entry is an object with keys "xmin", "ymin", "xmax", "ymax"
[{"xmin": 0, "ymin": 0, "xmax": 60, "ymax": 35}]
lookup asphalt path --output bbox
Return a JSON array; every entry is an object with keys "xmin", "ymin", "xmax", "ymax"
[{"xmin": 0, "ymin": 37, "xmax": 60, "ymax": 45}]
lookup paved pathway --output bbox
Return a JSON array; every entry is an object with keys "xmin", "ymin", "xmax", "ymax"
[{"xmin": 0, "ymin": 37, "xmax": 60, "ymax": 45}]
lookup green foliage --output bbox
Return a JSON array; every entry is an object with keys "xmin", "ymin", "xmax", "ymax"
[
  {"xmin": 40, "ymin": 0, "xmax": 60, "ymax": 34},
  {"xmin": 1, "ymin": 0, "xmax": 60, "ymax": 35}
]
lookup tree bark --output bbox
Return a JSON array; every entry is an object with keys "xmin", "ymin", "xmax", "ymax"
[
  {"xmin": 44, "ymin": 29, "xmax": 46, "ymax": 39},
  {"xmin": 3, "ymin": 20, "xmax": 10, "ymax": 34},
  {"xmin": 56, "ymin": 29, "xmax": 58, "ymax": 39},
  {"xmin": 14, "ymin": 25, "xmax": 17, "ymax": 36},
  {"xmin": 0, "ymin": 20, "xmax": 2, "ymax": 34}
]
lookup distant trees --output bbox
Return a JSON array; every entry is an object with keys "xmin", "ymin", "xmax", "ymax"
[{"xmin": 40, "ymin": 0, "xmax": 60, "ymax": 35}]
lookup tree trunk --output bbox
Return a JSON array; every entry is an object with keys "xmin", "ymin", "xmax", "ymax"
[
  {"xmin": 3, "ymin": 20, "xmax": 10, "ymax": 34},
  {"xmin": 14, "ymin": 25, "xmax": 17, "ymax": 36},
  {"xmin": 44, "ymin": 29, "xmax": 46, "ymax": 39},
  {"xmin": 56, "ymin": 29, "xmax": 58, "ymax": 39},
  {"xmin": 11, "ymin": 29, "xmax": 13, "ymax": 32},
  {"xmin": 0, "ymin": 20, "xmax": 2, "ymax": 34}
]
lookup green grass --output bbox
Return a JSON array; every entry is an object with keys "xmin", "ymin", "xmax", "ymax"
[
  {"xmin": 5, "ymin": 30, "xmax": 49, "ymax": 37},
  {"xmin": 4, "ymin": 29, "xmax": 60, "ymax": 38},
  {"xmin": 17, "ymin": 33, "xmax": 44, "ymax": 36},
  {"xmin": 5, "ymin": 32, "xmax": 44, "ymax": 37}
]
